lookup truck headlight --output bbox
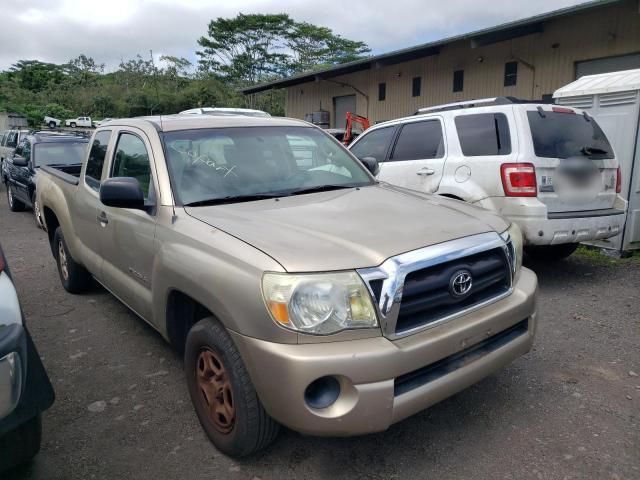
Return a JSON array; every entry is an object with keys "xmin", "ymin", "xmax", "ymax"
[
  {"xmin": 262, "ymin": 272, "xmax": 378, "ymax": 334},
  {"xmin": 502, "ymin": 222, "xmax": 523, "ymax": 278}
]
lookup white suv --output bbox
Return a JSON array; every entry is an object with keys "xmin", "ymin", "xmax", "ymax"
[{"xmin": 349, "ymin": 97, "xmax": 625, "ymax": 259}]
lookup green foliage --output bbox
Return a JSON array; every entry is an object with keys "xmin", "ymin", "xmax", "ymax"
[
  {"xmin": 197, "ymin": 13, "xmax": 370, "ymax": 86},
  {"xmin": 0, "ymin": 15, "xmax": 369, "ymax": 127}
]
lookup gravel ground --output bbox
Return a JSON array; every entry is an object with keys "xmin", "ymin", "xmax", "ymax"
[{"xmin": 1, "ymin": 181, "xmax": 638, "ymax": 480}]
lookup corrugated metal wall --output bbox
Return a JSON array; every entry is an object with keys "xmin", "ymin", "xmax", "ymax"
[{"xmin": 286, "ymin": 0, "xmax": 640, "ymax": 126}]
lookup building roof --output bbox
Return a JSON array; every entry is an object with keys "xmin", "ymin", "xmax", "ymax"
[
  {"xmin": 242, "ymin": 0, "xmax": 622, "ymax": 95},
  {"xmin": 554, "ymin": 68, "xmax": 640, "ymax": 97}
]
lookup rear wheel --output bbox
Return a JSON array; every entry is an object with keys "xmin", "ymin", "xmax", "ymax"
[
  {"xmin": 525, "ymin": 243, "xmax": 579, "ymax": 261},
  {"xmin": 70, "ymin": 122, "xmax": 76, "ymax": 128},
  {"xmin": 7, "ymin": 185, "xmax": 26, "ymax": 212},
  {"xmin": 0, "ymin": 415, "xmax": 42, "ymax": 471},
  {"xmin": 48, "ymin": 121, "xmax": 56, "ymax": 129},
  {"xmin": 53, "ymin": 227, "xmax": 91, "ymax": 293},
  {"xmin": 185, "ymin": 317, "xmax": 279, "ymax": 457}
]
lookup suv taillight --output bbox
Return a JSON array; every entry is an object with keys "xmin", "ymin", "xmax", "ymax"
[
  {"xmin": 616, "ymin": 166, "xmax": 622, "ymax": 194},
  {"xmin": 501, "ymin": 163, "xmax": 537, "ymax": 197}
]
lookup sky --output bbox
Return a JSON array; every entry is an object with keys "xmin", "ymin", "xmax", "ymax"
[{"xmin": 1, "ymin": 0, "xmax": 590, "ymax": 72}]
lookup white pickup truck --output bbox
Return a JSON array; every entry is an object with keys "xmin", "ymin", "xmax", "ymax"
[
  {"xmin": 64, "ymin": 117, "xmax": 92, "ymax": 128},
  {"xmin": 43, "ymin": 116, "xmax": 61, "ymax": 129}
]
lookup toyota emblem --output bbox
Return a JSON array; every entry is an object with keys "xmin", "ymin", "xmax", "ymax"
[{"xmin": 450, "ymin": 270, "xmax": 473, "ymax": 297}]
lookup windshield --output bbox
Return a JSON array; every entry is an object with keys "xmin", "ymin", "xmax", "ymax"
[
  {"xmin": 33, "ymin": 142, "xmax": 87, "ymax": 166},
  {"xmin": 527, "ymin": 111, "xmax": 614, "ymax": 159},
  {"xmin": 163, "ymin": 126, "xmax": 374, "ymax": 205}
]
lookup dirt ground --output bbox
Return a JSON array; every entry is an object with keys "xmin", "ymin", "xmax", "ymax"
[{"xmin": 1, "ymin": 181, "xmax": 638, "ymax": 480}]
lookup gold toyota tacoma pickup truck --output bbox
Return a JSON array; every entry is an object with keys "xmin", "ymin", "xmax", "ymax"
[{"xmin": 37, "ymin": 115, "xmax": 537, "ymax": 457}]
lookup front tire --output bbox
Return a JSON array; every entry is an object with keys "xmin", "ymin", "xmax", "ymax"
[
  {"xmin": 53, "ymin": 227, "xmax": 91, "ymax": 293},
  {"xmin": 7, "ymin": 185, "xmax": 26, "ymax": 212},
  {"xmin": 185, "ymin": 317, "xmax": 279, "ymax": 457},
  {"xmin": 525, "ymin": 243, "xmax": 579, "ymax": 261},
  {"xmin": 0, "ymin": 415, "xmax": 42, "ymax": 471},
  {"xmin": 70, "ymin": 122, "xmax": 76, "ymax": 128},
  {"xmin": 48, "ymin": 121, "xmax": 56, "ymax": 129}
]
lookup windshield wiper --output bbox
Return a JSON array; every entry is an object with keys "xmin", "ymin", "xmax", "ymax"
[
  {"xmin": 184, "ymin": 193, "xmax": 282, "ymax": 206},
  {"xmin": 286, "ymin": 184, "xmax": 359, "ymax": 196},
  {"xmin": 580, "ymin": 146, "xmax": 609, "ymax": 156}
]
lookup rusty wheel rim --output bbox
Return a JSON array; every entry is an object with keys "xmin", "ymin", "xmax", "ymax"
[{"xmin": 196, "ymin": 348, "xmax": 235, "ymax": 434}]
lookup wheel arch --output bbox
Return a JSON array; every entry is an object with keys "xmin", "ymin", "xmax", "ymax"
[{"xmin": 165, "ymin": 289, "xmax": 216, "ymax": 353}]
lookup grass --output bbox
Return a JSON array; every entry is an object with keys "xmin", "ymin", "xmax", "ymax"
[{"xmin": 574, "ymin": 245, "xmax": 640, "ymax": 265}]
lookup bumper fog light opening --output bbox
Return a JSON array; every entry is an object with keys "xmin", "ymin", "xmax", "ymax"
[{"xmin": 304, "ymin": 376, "xmax": 341, "ymax": 410}]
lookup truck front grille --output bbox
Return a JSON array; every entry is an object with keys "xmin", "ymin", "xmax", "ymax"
[
  {"xmin": 357, "ymin": 232, "xmax": 514, "ymax": 340},
  {"xmin": 395, "ymin": 247, "xmax": 510, "ymax": 334}
]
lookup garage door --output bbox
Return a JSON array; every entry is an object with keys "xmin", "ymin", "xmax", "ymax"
[
  {"xmin": 334, "ymin": 95, "xmax": 356, "ymax": 129},
  {"xmin": 576, "ymin": 53, "xmax": 640, "ymax": 79}
]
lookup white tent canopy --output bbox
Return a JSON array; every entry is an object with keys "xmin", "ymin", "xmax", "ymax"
[{"xmin": 554, "ymin": 68, "xmax": 640, "ymax": 98}]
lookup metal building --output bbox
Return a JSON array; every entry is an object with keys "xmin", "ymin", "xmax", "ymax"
[
  {"xmin": 0, "ymin": 112, "xmax": 28, "ymax": 131},
  {"xmin": 243, "ymin": 0, "xmax": 640, "ymax": 128}
]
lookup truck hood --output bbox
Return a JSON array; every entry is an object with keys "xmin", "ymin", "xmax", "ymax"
[{"xmin": 184, "ymin": 183, "xmax": 510, "ymax": 272}]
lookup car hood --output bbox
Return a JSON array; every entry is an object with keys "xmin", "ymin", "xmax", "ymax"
[{"xmin": 184, "ymin": 183, "xmax": 510, "ymax": 272}]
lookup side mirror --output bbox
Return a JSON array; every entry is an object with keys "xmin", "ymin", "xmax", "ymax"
[
  {"xmin": 359, "ymin": 156, "xmax": 380, "ymax": 176},
  {"xmin": 12, "ymin": 155, "xmax": 28, "ymax": 167},
  {"xmin": 100, "ymin": 177, "xmax": 145, "ymax": 210}
]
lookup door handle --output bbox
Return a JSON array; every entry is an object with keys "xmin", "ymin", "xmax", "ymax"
[
  {"xmin": 417, "ymin": 168, "xmax": 435, "ymax": 176},
  {"xmin": 97, "ymin": 211, "xmax": 109, "ymax": 225}
]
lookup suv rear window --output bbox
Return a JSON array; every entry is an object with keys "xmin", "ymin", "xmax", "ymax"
[
  {"xmin": 526, "ymin": 111, "xmax": 614, "ymax": 159},
  {"xmin": 455, "ymin": 113, "xmax": 511, "ymax": 156}
]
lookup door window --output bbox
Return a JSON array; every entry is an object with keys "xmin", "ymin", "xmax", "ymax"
[
  {"xmin": 349, "ymin": 126, "xmax": 395, "ymax": 162},
  {"xmin": 111, "ymin": 132, "xmax": 155, "ymax": 202},
  {"xmin": 85, "ymin": 131, "xmax": 112, "ymax": 191},
  {"xmin": 1, "ymin": 131, "xmax": 7, "ymax": 146},
  {"xmin": 390, "ymin": 121, "xmax": 444, "ymax": 161},
  {"xmin": 455, "ymin": 113, "xmax": 512, "ymax": 156}
]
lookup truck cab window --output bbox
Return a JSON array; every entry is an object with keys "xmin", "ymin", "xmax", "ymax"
[
  {"xmin": 111, "ymin": 132, "xmax": 154, "ymax": 202},
  {"xmin": 85, "ymin": 130, "xmax": 112, "ymax": 191}
]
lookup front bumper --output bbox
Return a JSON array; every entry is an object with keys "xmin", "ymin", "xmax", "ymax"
[{"xmin": 232, "ymin": 268, "xmax": 537, "ymax": 436}]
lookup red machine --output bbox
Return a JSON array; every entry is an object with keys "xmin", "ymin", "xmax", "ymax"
[{"xmin": 342, "ymin": 112, "xmax": 370, "ymax": 145}]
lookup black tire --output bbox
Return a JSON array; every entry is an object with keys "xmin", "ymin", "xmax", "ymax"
[
  {"xmin": 53, "ymin": 227, "xmax": 91, "ymax": 293},
  {"xmin": 48, "ymin": 121, "xmax": 56, "ymax": 129},
  {"xmin": 70, "ymin": 122, "xmax": 76, "ymax": 128},
  {"xmin": 7, "ymin": 185, "xmax": 26, "ymax": 212},
  {"xmin": 0, "ymin": 415, "xmax": 42, "ymax": 472},
  {"xmin": 525, "ymin": 243, "xmax": 579, "ymax": 261},
  {"xmin": 185, "ymin": 317, "xmax": 279, "ymax": 457}
]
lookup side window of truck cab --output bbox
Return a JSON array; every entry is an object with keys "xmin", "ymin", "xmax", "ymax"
[
  {"xmin": 111, "ymin": 132, "xmax": 155, "ymax": 204},
  {"xmin": 85, "ymin": 130, "xmax": 112, "ymax": 191}
]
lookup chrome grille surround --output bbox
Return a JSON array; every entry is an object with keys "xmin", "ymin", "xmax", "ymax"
[{"xmin": 357, "ymin": 232, "xmax": 514, "ymax": 340}]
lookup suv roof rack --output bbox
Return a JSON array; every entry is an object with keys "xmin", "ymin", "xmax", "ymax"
[
  {"xmin": 414, "ymin": 96, "xmax": 538, "ymax": 115},
  {"xmin": 30, "ymin": 129, "xmax": 92, "ymax": 138}
]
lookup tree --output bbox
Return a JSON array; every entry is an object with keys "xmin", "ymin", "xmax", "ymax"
[
  {"xmin": 196, "ymin": 13, "xmax": 370, "ymax": 86},
  {"xmin": 8, "ymin": 60, "xmax": 65, "ymax": 92},
  {"xmin": 197, "ymin": 13, "xmax": 293, "ymax": 86},
  {"xmin": 286, "ymin": 23, "xmax": 370, "ymax": 73},
  {"xmin": 65, "ymin": 54, "xmax": 105, "ymax": 86}
]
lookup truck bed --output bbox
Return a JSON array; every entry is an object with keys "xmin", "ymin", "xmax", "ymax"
[{"xmin": 40, "ymin": 164, "xmax": 82, "ymax": 186}]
